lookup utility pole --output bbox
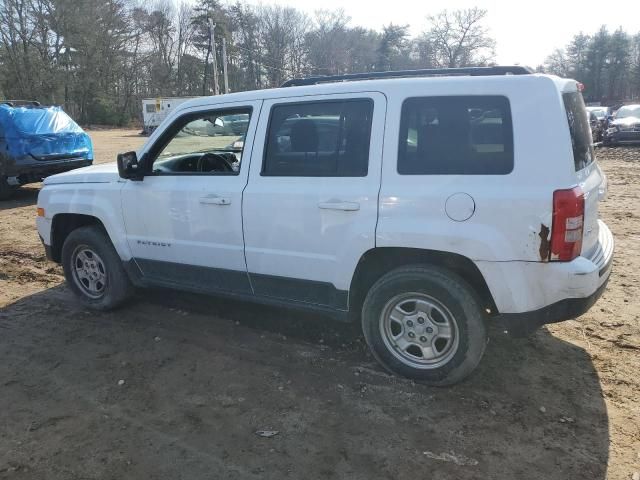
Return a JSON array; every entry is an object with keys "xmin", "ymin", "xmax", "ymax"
[
  {"xmin": 222, "ymin": 37, "xmax": 229, "ymax": 94},
  {"xmin": 203, "ymin": 20, "xmax": 212, "ymax": 95},
  {"xmin": 209, "ymin": 19, "xmax": 219, "ymax": 95}
]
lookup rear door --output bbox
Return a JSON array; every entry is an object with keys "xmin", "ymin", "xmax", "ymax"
[
  {"xmin": 562, "ymin": 91, "xmax": 604, "ymax": 255},
  {"xmin": 242, "ymin": 92, "xmax": 386, "ymax": 309}
]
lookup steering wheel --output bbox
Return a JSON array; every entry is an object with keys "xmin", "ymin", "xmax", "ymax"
[{"xmin": 197, "ymin": 153, "xmax": 234, "ymax": 173}]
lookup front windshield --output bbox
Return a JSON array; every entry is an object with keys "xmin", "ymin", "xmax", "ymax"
[{"xmin": 615, "ymin": 106, "xmax": 640, "ymax": 119}]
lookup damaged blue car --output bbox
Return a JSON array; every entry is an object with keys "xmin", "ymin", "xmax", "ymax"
[{"xmin": 0, "ymin": 101, "xmax": 93, "ymax": 199}]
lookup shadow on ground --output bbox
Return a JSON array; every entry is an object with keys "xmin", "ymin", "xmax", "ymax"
[
  {"xmin": 0, "ymin": 185, "xmax": 39, "ymax": 211},
  {"xmin": 0, "ymin": 286, "xmax": 609, "ymax": 479}
]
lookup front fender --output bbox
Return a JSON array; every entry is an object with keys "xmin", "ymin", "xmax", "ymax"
[{"xmin": 37, "ymin": 182, "xmax": 131, "ymax": 260}]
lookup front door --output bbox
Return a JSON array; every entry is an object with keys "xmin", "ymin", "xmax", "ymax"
[{"xmin": 121, "ymin": 100, "xmax": 261, "ymax": 294}]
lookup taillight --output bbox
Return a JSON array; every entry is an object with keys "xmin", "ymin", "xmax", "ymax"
[{"xmin": 550, "ymin": 187, "xmax": 584, "ymax": 261}]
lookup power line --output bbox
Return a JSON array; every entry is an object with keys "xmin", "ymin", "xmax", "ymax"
[
  {"xmin": 229, "ymin": 43, "xmax": 297, "ymax": 74},
  {"xmin": 226, "ymin": 51, "xmax": 296, "ymax": 75}
]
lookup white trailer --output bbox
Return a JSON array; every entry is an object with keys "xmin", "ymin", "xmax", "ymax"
[{"xmin": 141, "ymin": 97, "xmax": 198, "ymax": 134}]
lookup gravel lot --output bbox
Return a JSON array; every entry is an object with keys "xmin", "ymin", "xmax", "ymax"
[{"xmin": 0, "ymin": 129, "xmax": 638, "ymax": 479}]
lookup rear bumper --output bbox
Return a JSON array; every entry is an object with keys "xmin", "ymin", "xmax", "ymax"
[
  {"xmin": 477, "ymin": 221, "xmax": 614, "ymax": 332},
  {"xmin": 496, "ymin": 261, "xmax": 611, "ymax": 336}
]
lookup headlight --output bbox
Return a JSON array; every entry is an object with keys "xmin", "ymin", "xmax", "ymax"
[{"xmin": 607, "ymin": 126, "xmax": 618, "ymax": 134}]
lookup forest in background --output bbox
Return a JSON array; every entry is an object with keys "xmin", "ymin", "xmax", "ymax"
[
  {"xmin": 1, "ymin": 0, "xmax": 639, "ymax": 125},
  {"xmin": 542, "ymin": 27, "xmax": 640, "ymax": 105}
]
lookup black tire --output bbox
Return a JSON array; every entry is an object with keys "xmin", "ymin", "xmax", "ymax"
[
  {"xmin": 361, "ymin": 265, "xmax": 487, "ymax": 386},
  {"xmin": 61, "ymin": 225, "xmax": 134, "ymax": 310},
  {"xmin": 0, "ymin": 176, "xmax": 14, "ymax": 200}
]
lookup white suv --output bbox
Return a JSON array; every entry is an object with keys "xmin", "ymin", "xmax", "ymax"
[{"xmin": 36, "ymin": 67, "xmax": 614, "ymax": 385}]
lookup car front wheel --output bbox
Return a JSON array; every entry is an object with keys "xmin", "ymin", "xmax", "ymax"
[
  {"xmin": 362, "ymin": 265, "xmax": 488, "ymax": 386},
  {"xmin": 61, "ymin": 225, "xmax": 134, "ymax": 310}
]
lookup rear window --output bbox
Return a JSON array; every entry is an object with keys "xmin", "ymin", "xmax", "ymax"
[
  {"xmin": 563, "ymin": 92, "xmax": 595, "ymax": 171},
  {"xmin": 398, "ymin": 96, "xmax": 513, "ymax": 175},
  {"xmin": 12, "ymin": 108, "xmax": 82, "ymax": 135}
]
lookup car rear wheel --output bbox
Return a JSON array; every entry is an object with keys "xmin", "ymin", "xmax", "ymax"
[
  {"xmin": 362, "ymin": 265, "xmax": 488, "ymax": 386},
  {"xmin": 0, "ymin": 176, "xmax": 14, "ymax": 200},
  {"xmin": 61, "ymin": 225, "xmax": 134, "ymax": 310}
]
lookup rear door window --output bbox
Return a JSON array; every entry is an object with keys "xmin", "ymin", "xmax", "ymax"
[
  {"xmin": 563, "ymin": 92, "xmax": 595, "ymax": 171},
  {"xmin": 262, "ymin": 99, "xmax": 373, "ymax": 177},
  {"xmin": 398, "ymin": 96, "xmax": 513, "ymax": 175}
]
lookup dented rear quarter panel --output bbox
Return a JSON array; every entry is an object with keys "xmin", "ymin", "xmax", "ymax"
[{"xmin": 377, "ymin": 75, "xmax": 577, "ymax": 263}]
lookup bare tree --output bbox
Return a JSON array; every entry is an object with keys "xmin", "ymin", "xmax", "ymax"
[
  {"xmin": 175, "ymin": 2, "xmax": 195, "ymax": 93},
  {"xmin": 376, "ymin": 24, "xmax": 411, "ymax": 71},
  {"xmin": 4, "ymin": 0, "xmax": 639, "ymax": 126},
  {"xmin": 421, "ymin": 8, "xmax": 495, "ymax": 68},
  {"xmin": 544, "ymin": 48, "xmax": 570, "ymax": 77},
  {"xmin": 306, "ymin": 10, "xmax": 348, "ymax": 75}
]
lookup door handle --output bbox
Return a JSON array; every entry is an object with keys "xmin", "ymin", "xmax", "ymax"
[
  {"xmin": 318, "ymin": 200, "xmax": 360, "ymax": 211},
  {"xmin": 199, "ymin": 194, "xmax": 231, "ymax": 205}
]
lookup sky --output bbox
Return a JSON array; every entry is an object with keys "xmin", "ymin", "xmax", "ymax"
[{"xmin": 242, "ymin": 0, "xmax": 640, "ymax": 67}]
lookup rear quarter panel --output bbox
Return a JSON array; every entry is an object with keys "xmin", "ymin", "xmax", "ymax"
[{"xmin": 377, "ymin": 75, "xmax": 578, "ymax": 262}]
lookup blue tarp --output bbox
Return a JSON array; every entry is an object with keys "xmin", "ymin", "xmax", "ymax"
[{"xmin": 0, "ymin": 105, "xmax": 93, "ymax": 160}]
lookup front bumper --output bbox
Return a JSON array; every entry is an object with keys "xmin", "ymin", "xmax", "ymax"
[
  {"xmin": 606, "ymin": 130, "xmax": 640, "ymax": 143},
  {"xmin": 40, "ymin": 234, "xmax": 55, "ymax": 262},
  {"xmin": 3, "ymin": 155, "xmax": 92, "ymax": 183}
]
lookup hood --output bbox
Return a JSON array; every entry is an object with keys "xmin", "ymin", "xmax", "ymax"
[
  {"xmin": 611, "ymin": 116, "xmax": 640, "ymax": 127},
  {"xmin": 43, "ymin": 162, "xmax": 120, "ymax": 185}
]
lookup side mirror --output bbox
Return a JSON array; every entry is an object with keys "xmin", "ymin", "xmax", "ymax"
[
  {"xmin": 117, "ymin": 151, "xmax": 143, "ymax": 180},
  {"xmin": 214, "ymin": 117, "xmax": 224, "ymax": 128}
]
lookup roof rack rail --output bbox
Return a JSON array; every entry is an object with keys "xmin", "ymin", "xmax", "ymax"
[
  {"xmin": 281, "ymin": 66, "xmax": 534, "ymax": 87},
  {"xmin": 0, "ymin": 100, "xmax": 41, "ymax": 108}
]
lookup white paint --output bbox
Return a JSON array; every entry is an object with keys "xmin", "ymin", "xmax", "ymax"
[
  {"xmin": 37, "ymin": 72, "xmax": 614, "ymax": 314},
  {"xmin": 242, "ymin": 92, "xmax": 386, "ymax": 292}
]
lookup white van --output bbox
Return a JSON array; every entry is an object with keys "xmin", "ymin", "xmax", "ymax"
[{"xmin": 37, "ymin": 66, "xmax": 614, "ymax": 385}]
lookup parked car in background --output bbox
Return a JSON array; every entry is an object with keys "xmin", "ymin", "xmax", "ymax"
[
  {"xmin": 36, "ymin": 67, "xmax": 613, "ymax": 385},
  {"xmin": 586, "ymin": 106, "xmax": 611, "ymax": 123},
  {"xmin": 588, "ymin": 111, "xmax": 604, "ymax": 142},
  {"xmin": 604, "ymin": 104, "xmax": 640, "ymax": 146},
  {"xmin": 0, "ymin": 101, "xmax": 93, "ymax": 200}
]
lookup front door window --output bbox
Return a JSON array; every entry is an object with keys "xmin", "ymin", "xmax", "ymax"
[{"xmin": 151, "ymin": 109, "xmax": 251, "ymax": 175}]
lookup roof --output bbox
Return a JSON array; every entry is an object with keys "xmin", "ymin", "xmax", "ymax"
[
  {"xmin": 280, "ymin": 66, "xmax": 533, "ymax": 87},
  {"xmin": 171, "ymin": 73, "xmax": 575, "ymax": 113}
]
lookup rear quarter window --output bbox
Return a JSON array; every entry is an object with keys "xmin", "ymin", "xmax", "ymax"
[
  {"xmin": 563, "ymin": 92, "xmax": 595, "ymax": 171},
  {"xmin": 397, "ymin": 95, "xmax": 514, "ymax": 175}
]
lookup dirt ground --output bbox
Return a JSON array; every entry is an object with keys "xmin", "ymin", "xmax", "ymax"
[{"xmin": 0, "ymin": 129, "xmax": 638, "ymax": 479}]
